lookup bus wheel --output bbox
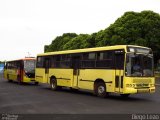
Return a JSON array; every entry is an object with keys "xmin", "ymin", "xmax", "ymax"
[
  {"xmin": 95, "ymin": 82, "xmax": 108, "ymax": 98},
  {"xmin": 50, "ymin": 78, "xmax": 60, "ymax": 91},
  {"xmin": 34, "ymin": 82, "xmax": 39, "ymax": 85},
  {"xmin": 120, "ymin": 94, "xmax": 130, "ymax": 98}
]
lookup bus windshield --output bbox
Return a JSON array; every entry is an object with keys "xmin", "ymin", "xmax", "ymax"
[
  {"xmin": 24, "ymin": 60, "xmax": 35, "ymax": 73},
  {"xmin": 125, "ymin": 53, "xmax": 153, "ymax": 77}
]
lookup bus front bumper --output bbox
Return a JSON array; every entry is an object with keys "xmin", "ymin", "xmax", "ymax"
[
  {"xmin": 23, "ymin": 77, "xmax": 36, "ymax": 83},
  {"xmin": 123, "ymin": 87, "xmax": 155, "ymax": 94}
]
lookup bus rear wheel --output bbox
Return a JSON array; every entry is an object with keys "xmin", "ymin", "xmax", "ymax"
[
  {"xmin": 34, "ymin": 82, "xmax": 39, "ymax": 85},
  {"xmin": 50, "ymin": 78, "xmax": 61, "ymax": 91},
  {"xmin": 94, "ymin": 82, "xmax": 108, "ymax": 98}
]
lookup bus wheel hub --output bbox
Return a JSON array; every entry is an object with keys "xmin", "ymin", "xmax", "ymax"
[{"xmin": 98, "ymin": 86, "xmax": 105, "ymax": 94}]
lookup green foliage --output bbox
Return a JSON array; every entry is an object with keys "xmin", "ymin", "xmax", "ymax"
[
  {"xmin": 45, "ymin": 10, "xmax": 160, "ymax": 63},
  {"xmin": 44, "ymin": 33, "xmax": 78, "ymax": 52},
  {"xmin": 63, "ymin": 34, "xmax": 90, "ymax": 50}
]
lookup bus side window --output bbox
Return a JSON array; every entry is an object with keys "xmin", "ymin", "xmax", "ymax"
[
  {"xmin": 54, "ymin": 55, "xmax": 61, "ymax": 68},
  {"xmin": 96, "ymin": 51, "xmax": 114, "ymax": 68},
  {"xmin": 37, "ymin": 57, "xmax": 44, "ymax": 68},
  {"xmin": 115, "ymin": 50, "xmax": 125, "ymax": 69},
  {"xmin": 71, "ymin": 54, "xmax": 81, "ymax": 69},
  {"xmin": 7, "ymin": 63, "xmax": 10, "ymax": 69},
  {"xmin": 4, "ymin": 63, "xmax": 8, "ymax": 69},
  {"xmin": 81, "ymin": 52, "xmax": 96, "ymax": 68},
  {"xmin": 44, "ymin": 58, "xmax": 50, "ymax": 68},
  {"xmin": 60, "ymin": 54, "xmax": 71, "ymax": 68},
  {"xmin": 51, "ymin": 56, "xmax": 55, "ymax": 68}
]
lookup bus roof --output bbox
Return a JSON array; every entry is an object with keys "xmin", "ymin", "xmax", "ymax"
[
  {"xmin": 37, "ymin": 45, "xmax": 151, "ymax": 56},
  {"xmin": 6, "ymin": 57, "xmax": 36, "ymax": 62}
]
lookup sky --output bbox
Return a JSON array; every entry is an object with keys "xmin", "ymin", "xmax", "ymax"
[{"xmin": 0, "ymin": 0, "xmax": 160, "ymax": 61}]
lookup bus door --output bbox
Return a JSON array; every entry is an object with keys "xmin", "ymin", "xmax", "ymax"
[
  {"xmin": 17, "ymin": 61, "xmax": 23, "ymax": 82},
  {"xmin": 44, "ymin": 58, "xmax": 50, "ymax": 83},
  {"xmin": 20, "ymin": 61, "xmax": 24, "ymax": 82},
  {"xmin": 115, "ymin": 50, "xmax": 125, "ymax": 93},
  {"xmin": 72, "ymin": 55, "xmax": 81, "ymax": 88}
]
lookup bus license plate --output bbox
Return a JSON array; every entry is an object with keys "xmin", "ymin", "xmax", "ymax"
[{"xmin": 137, "ymin": 89, "xmax": 149, "ymax": 93}]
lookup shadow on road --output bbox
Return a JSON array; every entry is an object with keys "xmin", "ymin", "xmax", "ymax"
[
  {"xmin": 40, "ymin": 86, "xmax": 152, "ymax": 102},
  {"xmin": 4, "ymin": 80, "xmax": 39, "ymax": 86}
]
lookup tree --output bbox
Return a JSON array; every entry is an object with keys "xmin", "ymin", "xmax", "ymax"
[
  {"xmin": 44, "ymin": 33, "xmax": 78, "ymax": 52},
  {"xmin": 95, "ymin": 10, "xmax": 160, "ymax": 63},
  {"xmin": 44, "ymin": 10, "xmax": 160, "ymax": 64},
  {"xmin": 63, "ymin": 34, "xmax": 92, "ymax": 50}
]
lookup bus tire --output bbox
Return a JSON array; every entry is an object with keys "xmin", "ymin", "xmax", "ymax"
[
  {"xmin": 94, "ymin": 82, "xmax": 108, "ymax": 98},
  {"xmin": 50, "ymin": 77, "xmax": 61, "ymax": 91},
  {"xmin": 35, "ymin": 82, "xmax": 39, "ymax": 85}
]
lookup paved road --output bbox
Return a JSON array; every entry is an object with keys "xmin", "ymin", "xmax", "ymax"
[{"xmin": 0, "ymin": 74, "xmax": 160, "ymax": 114}]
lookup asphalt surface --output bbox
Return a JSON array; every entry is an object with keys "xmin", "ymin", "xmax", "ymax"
[{"xmin": 0, "ymin": 74, "xmax": 160, "ymax": 114}]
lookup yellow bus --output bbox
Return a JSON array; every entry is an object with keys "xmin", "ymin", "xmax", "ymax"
[
  {"xmin": 36, "ymin": 45, "xmax": 155, "ymax": 97},
  {"xmin": 4, "ymin": 57, "xmax": 38, "ymax": 84}
]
